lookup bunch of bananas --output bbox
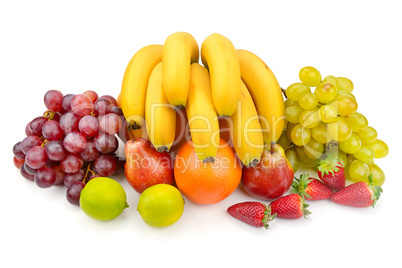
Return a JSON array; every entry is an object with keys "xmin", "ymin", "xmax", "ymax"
[{"xmin": 119, "ymin": 32, "xmax": 285, "ymax": 167}]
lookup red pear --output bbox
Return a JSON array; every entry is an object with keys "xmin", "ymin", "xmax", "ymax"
[
  {"xmin": 124, "ymin": 138, "xmax": 174, "ymax": 193},
  {"xmin": 242, "ymin": 142, "xmax": 294, "ymax": 200}
]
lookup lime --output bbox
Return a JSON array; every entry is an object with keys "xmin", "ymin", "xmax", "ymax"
[
  {"xmin": 137, "ymin": 184, "xmax": 184, "ymax": 228},
  {"xmin": 80, "ymin": 177, "xmax": 129, "ymax": 221}
]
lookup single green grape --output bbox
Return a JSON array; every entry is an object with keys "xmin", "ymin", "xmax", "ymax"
[
  {"xmin": 349, "ymin": 159, "xmax": 369, "ymax": 182},
  {"xmin": 290, "ymin": 123, "xmax": 311, "ymax": 146},
  {"xmin": 357, "ymin": 126, "xmax": 377, "ymax": 144},
  {"xmin": 299, "ymin": 92, "xmax": 319, "ymax": 110},
  {"xmin": 299, "ymin": 66, "xmax": 322, "ymax": 87},
  {"xmin": 303, "ymin": 138, "xmax": 324, "ymax": 159},
  {"xmin": 286, "ymin": 82, "xmax": 311, "ymax": 101},
  {"xmin": 367, "ymin": 162, "xmax": 385, "ymax": 186},
  {"xmin": 311, "ymin": 122, "xmax": 332, "ymax": 144},
  {"xmin": 285, "ymin": 149, "xmax": 299, "ymax": 172},
  {"xmin": 299, "ymin": 108, "xmax": 321, "ymax": 129},
  {"xmin": 327, "ymin": 117, "xmax": 352, "ymax": 142},
  {"xmin": 285, "ymin": 105, "xmax": 304, "ymax": 124},
  {"xmin": 337, "ymin": 77, "xmax": 354, "ymax": 93},
  {"xmin": 319, "ymin": 104, "xmax": 338, "ymax": 123},
  {"xmin": 322, "ymin": 75, "xmax": 339, "ymax": 88},
  {"xmin": 339, "ymin": 133, "xmax": 362, "ymax": 154},
  {"xmin": 286, "ymin": 123, "xmax": 296, "ymax": 141},
  {"xmin": 277, "ymin": 129, "xmax": 291, "ymax": 150},
  {"xmin": 353, "ymin": 144, "xmax": 375, "ymax": 163},
  {"xmin": 344, "ymin": 154, "xmax": 356, "ymax": 181},
  {"xmin": 314, "ymin": 82, "xmax": 338, "ymax": 104},
  {"xmin": 346, "ymin": 112, "xmax": 368, "ymax": 132},
  {"xmin": 370, "ymin": 139, "xmax": 389, "ymax": 158},
  {"xmin": 295, "ymin": 146, "xmax": 319, "ymax": 167},
  {"xmin": 337, "ymin": 89, "xmax": 356, "ymax": 100},
  {"xmin": 285, "ymin": 98, "xmax": 300, "ymax": 108},
  {"xmin": 332, "ymin": 95, "xmax": 358, "ymax": 116}
]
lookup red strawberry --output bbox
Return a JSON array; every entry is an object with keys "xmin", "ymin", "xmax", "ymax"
[
  {"xmin": 292, "ymin": 173, "xmax": 333, "ymax": 200},
  {"xmin": 269, "ymin": 194, "xmax": 311, "ymax": 219},
  {"xmin": 227, "ymin": 202, "xmax": 276, "ymax": 229},
  {"xmin": 330, "ymin": 174, "xmax": 382, "ymax": 208},
  {"xmin": 317, "ymin": 153, "xmax": 345, "ymax": 190}
]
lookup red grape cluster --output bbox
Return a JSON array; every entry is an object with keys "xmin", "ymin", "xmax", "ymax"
[{"xmin": 13, "ymin": 90, "xmax": 126, "ymax": 205}]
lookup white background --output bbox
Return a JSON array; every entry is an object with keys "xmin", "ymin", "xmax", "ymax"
[{"xmin": 1, "ymin": 1, "xmax": 400, "ymax": 267}]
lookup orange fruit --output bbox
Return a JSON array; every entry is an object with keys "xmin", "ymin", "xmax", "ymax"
[{"xmin": 174, "ymin": 138, "xmax": 242, "ymax": 204}]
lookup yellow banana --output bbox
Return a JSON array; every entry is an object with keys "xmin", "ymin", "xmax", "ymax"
[
  {"xmin": 145, "ymin": 62, "xmax": 176, "ymax": 152},
  {"xmin": 201, "ymin": 33, "xmax": 241, "ymax": 117},
  {"xmin": 230, "ymin": 81, "xmax": 264, "ymax": 167},
  {"xmin": 162, "ymin": 32, "xmax": 199, "ymax": 109},
  {"xmin": 186, "ymin": 63, "xmax": 220, "ymax": 162},
  {"xmin": 120, "ymin": 44, "xmax": 163, "ymax": 130},
  {"xmin": 237, "ymin": 49, "xmax": 285, "ymax": 144}
]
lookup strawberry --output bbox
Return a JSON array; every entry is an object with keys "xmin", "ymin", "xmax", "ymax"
[
  {"xmin": 269, "ymin": 194, "xmax": 311, "ymax": 219},
  {"xmin": 227, "ymin": 201, "xmax": 276, "ymax": 229},
  {"xmin": 317, "ymin": 153, "xmax": 345, "ymax": 190},
  {"xmin": 330, "ymin": 174, "xmax": 382, "ymax": 208},
  {"xmin": 292, "ymin": 173, "xmax": 333, "ymax": 200}
]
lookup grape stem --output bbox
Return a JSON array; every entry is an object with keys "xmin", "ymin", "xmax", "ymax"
[
  {"xmin": 83, "ymin": 162, "xmax": 95, "ymax": 183},
  {"xmin": 43, "ymin": 110, "xmax": 56, "ymax": 120},
  {"xmin": 41, "ymin": 139, "xmax": 48, "ymax": 147},
  {"xmin": 281, "ymin": 87, "xmax": 287, "ymax": 99}
]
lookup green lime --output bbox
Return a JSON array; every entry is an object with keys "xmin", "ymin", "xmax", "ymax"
[
  {"xmin": 80, "ymin": 177, "xmax": 129, "ymax": 221},
  {"xmin": 137, "ymin": 184, "xmax": 184, "ymax": 228}
]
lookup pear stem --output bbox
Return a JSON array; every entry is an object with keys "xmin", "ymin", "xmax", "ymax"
[{"xmin": 270, "ymin": 141, "xmax": 275, "ymax": 154}]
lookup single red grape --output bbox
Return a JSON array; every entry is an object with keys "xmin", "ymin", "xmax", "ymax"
[
  {"xmin": 94, "ymin": 98, "xmax": 113, "ymax": 116},
  {"xmin": 51, "ymin": 165, "xmax": 66, "ymax": 185},
  {"xmin": 25, "ymin": 146, "xmax": 48, "ymax": 169},
  {"xmin": 94, "ymin": 132, "xmax": 118, "ymax": 154},
  {"xmin": 79, "ymin": 115, "xmax": 99, "ymax": 137},
  {"xmin": 62, "ymin": 94, "xmax": 75, "ymax": 112},
  {"xmin": 94, "ymin": 154, "xmax": 116, "ymax": 177},
  {"xmin": 71, "ymin": 94, "xmax": 94, "ymax": 116},
  {"xmin": 99, "ymin": 95, "xmax": 117, "ymax": 106},
  {"xmin": 29, "ymin": 116, "xmax": 48, "ymax": 136},
  {"xmin": 64, "ymin": 169, "xmax": 85, "ymax": 188},
  {"xmin": 20, "ymin": 164, "xmax": 35, "ymax": 181},
  {"xmin": 44, "ymin": 90, "xmax": 63, "ymax": 112},
  {"xmin": 59, "ymin": 112, "xmax": 81, "ymax": 134},
  {"xmin": 13, "ymin": 141, "xmax": 26, "ymax": 159},
  {"xmin": 66, "ymin": 182, "xmax": 85, "ymax": 205},
  {"xmin": 83, "ymin": 90, "xmax": 98, "ymax": 104},
  {"xmin": 13, "ymin": 157, "xmax": 25, "ymax": 169},
  {"xmin": 99, "ymin": 113, "xmax": 122, "ymax": 135},
  {"xmin": 78, "ymin": 141, "xmax": 100, "ymax": 162},
  {"xmin": 34, "ymin": 166, "xmax": 56, "ymax": 188},
  {"xmin": 63, "ymin": 131, "xmax": 87, "ymax": 153},
  {"xmin": 60, "ymin": 153, "xmax": 83, "ymax": 174},
  {"xmin": 20, "ymin": 136, "xmax": 42, "ymax": 154},
  {"xmin": 45, "ymin": 140, "xmax": 66, "ymax": 161},
  {"xmin": 42, "ymin": 120, "xmax": 64, "ymax": 141}
]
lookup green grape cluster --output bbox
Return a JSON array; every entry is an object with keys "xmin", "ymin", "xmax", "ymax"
[{"xmin": 278, "ymin": 66, "xmax": 388, "ymax": 186}]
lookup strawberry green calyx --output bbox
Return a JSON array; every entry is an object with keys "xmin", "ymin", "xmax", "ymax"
[
  {"xmin": 300, "ymin": 197, "xmax": 312, "ymax": 219},
  {"xmin": 292, "ymin": 173, "xmax": 312, "ymax": 199},
  {"xmin": 367, "ymin": 174, "xmax": 383, "ymax": 208},
  {"xmin": 262, "ymin": 204, "xmax": 277, "ymax": 229},
  {"xmin": 317, "ymin": 153, "xmax": 342, "ymax": 175}
]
